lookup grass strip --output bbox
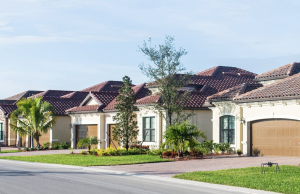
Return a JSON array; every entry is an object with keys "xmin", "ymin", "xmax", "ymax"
[
  {"xmin": 0, "ymin": 154, "xmax": 171, "ymax": 166},
  {"xmin": 0, "ymin": 150, "xmax": 22, "ymax": 153},
  {"xmin": 174, "ymin": 165, "xmax": 300, "ymax": 194}
]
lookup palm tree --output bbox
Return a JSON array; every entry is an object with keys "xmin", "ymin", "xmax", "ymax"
[{"xmin": 10, "ymin": 97, "xmax": 57, "ymax": 148}]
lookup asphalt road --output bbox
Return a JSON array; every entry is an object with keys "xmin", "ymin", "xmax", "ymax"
[{"xmin": 0, "ymin": 160, "xmax": 278, "ymax": 194}]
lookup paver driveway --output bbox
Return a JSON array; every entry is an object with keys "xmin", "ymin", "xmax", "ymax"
[{"xmin": 92, "ymin": 155, "xmax": 300, "ymax": 177}]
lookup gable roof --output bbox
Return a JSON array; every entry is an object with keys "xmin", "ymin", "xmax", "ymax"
[
  {"xmin": 104, "ymin": 83, "xmax": 150, "ymax": 111},
  {"xmin": 255, "ymin": 62, "xmax": 300, "ymax": 81},
  {"xmin": 234, "ymin": 73, "xmax": 300, "ymax": 102},
  {"xmin": 206, "ymin": 83, "xmax": 263, "ymax": 102},
  {"xmin": 66, "ymin": 91, "xmax": 119, "ymax": 113},
  {"xmin": 136, "ymin": 66, "xmax": 257, "ymax": 108},
  {"xmin": 4, "ymin": 90, "xmax": 43, "ymax": 101}
]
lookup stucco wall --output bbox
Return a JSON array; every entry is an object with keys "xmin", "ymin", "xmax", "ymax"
[
  {"xmin": 0, "ymin": 111, "xmax": 6, "ymax": 145},
  {"xmin": 52, "ymin": 116, "xmax": 72, "ymax": 143}
]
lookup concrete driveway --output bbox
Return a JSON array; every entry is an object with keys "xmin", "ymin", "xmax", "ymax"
[{"xmin": 93, "ymin": 155, "xmax": 300, "ymax": 177}]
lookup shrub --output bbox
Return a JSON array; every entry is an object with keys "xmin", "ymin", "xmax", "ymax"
[
  {"xmin": 130, "ymin": 145, "xmax": 150, "ymax": 150},
  {"xmin": 70, "ymin": 149, "xmax": 74, "ymax": 154},
  {"xmin": 24, "ymin": 147, "xmax": 29, "ymax": 151},
  {"xmin": 219, "ymin": 143, "xmax": 231, "ymax": 153},
  {"xmin": 77, "ymin": 136, "xmax": 100, "ymax": 151},
  {"xmin": 51, "ymin": 142, "xmax": 60, "ymax": 150},
  {"xmin": 146, "ymin": 148, "xmax": 163, "ymax": 156},
  {"xmin": 43, "ymin": 142, "xmax": 50, "ymax": 149},
  {"xmin": 80, "ymin": 150, "xmax": 87, "ymax": 155},
  {"xmin": 59, "ymin": 142, "xmax": 71, "ymax": 149}
]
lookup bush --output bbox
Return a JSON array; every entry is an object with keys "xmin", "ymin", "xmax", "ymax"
[
  {"xmin": 43, "ymin": 142, "xmax": 50, "ymax": 149},
  {"xmin": 59, "ymin": 142, "xmax": 71, "ymax": 149},
  {"xmin": 130, "ymin": 145, "xmax": 150, "ymax": 150},
  {"xmin": 80, "ymin": 150, "xmax": 87, "ymax": 155},
  {"xmin": 146, "ymin": 148, "xmax": 163, "ymax": 156},
  {"xmin": 24, "ymin": 147, "xmax": 29, "ymax": 151},
  {"xmin": 77, "ymin": 136, "xmax": 100, "ymax": 151},
  {"xmin": 51, "ymin": 142, "xmax": 60, "ymax": 150}
]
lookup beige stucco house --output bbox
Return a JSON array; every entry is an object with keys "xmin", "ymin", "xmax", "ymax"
[
  {"xmin": 66, "ymin": 66, "xmax": 256, "ymax": 149},
  {"xmin": 205, "ymin": 62, "xmax": 300, "ymax": 157}
]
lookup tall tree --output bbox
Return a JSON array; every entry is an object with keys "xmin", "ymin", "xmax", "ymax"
[
  {"xmin": 139, "ymin": 35, "xmax": 192, "ymax": 127},
  {"xmin": 10, "ymin": 97, "xmax": 57, "ymax": 148},
  {"xmin": 112, "ymin": 76, "xmax": 139, "ymax": 151}
]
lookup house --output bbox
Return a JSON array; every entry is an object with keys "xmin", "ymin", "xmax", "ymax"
[
  {"xmin": 0, "ymin": 90, "xmax": 43, "ymax": 146},
  {"xmin": 66, "ymin": 66, "xmax": 256, "ymax": 149},
  {"xmin": 205, "ymin": 62, "xmax": 300, "ymax": 157}
]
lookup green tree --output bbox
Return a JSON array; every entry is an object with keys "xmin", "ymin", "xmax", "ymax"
[
  {"xmin": 112, "ymin": 76, "xmax": 139, "ymax": 151},
  {"xmin": 139, "ymin": 35, "xmax": 192, "ymax": 127},
  {"xmin": 77, "ymin": 136, "xmax": 100, "ymax": 151},
  {"xmin": 164, "ymin": 121, "xmax": 207, "ymax": 155},
  {"xmin": 10, "ymin": 97, "xmax": 57, "ymax": 148}
]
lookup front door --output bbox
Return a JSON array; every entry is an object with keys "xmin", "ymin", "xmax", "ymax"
[{"xmin": 109, "ymin": 124, "xmax": 119, "ymax": 149}]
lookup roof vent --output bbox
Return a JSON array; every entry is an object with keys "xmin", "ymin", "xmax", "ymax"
[{"xmin": 222, "ymin": 72, "xmax": 236, "ymax": 75}]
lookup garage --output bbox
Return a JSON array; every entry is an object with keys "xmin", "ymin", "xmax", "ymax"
[
  {"xmin": 76, "ymin": 125, "xmax": 98, "ymax": 148},
  {"xmin": 251, "ymin": 119, "xmax": 300, "ymax": 157}
]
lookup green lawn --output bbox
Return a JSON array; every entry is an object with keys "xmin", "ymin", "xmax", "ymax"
[
  {"xmin": 0, "ymin": 154, "xmax": 171, "ymax": 166},
  {"xmin": 174, "ymin": 165, "xmax": 300, "ymax": 194},
  {"xmin": 0, "ymin": 150, "xmax": 22, "ymax": 153}
]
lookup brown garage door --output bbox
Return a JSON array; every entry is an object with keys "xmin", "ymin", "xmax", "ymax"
[
  {"xmin": 252, "ymin": 119, "xmax": 300, "ymax": 157},
  {"xmin": 76, "ymin": 125, "xmax": 98, "ymax": 149}
]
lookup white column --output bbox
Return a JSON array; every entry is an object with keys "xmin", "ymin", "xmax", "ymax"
[{"xmin": 71, "ymin": 125, "xmax": 76, "ymax": 149}]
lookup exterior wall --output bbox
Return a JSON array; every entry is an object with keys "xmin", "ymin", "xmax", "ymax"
[
  {"xmin": 209, "ymin": 102, "xmax": 242, "ymax": 153},
  {"xmin": 52, "ymin": 116, "xmax": 72, "ymax": 143},
  {"xmin": 188, "ymin": 110, "xmax": 213, "ymax": 141},
  {"xmin": 210, "ymin": 99, "xmax": 300, "ymax": 156},
  {"xmin": 239, "ymin": 99, "xmax": 300, "ymax": 156}
]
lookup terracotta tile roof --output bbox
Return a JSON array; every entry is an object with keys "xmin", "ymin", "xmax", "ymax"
[
  {"xmin": 104, "ymin": 83, "xmax": 150, "ymax": 111},
  {"xmin": 0, "ymin": 100, "xmax": 17, "ymax": 105},
  {"xmin": 136, "ymin": 66, "xmax": 256, "ymax": 107},
  {"xmin": 4, "ymin": 91, "xmax": 43, "ymax": 101},
  {"xmin": 207, "ymin": 83, "xmax": 263, "ymax": 102},
  {"xmin": 0, "ymin": 105, "xmax": 17, "ymax": 116},
  {"xmin": 66, "ymin": 91, "xmax": 119, "ymax": 113},
  {"xmin": 255, "ymin": 62, "xmax": 300, "ymax": 81},
  {"xmin": 66, "ymin": 105, "xmax": 99, "ymax": 113},
  {"xmin": 136, "ymin": 93, "xmax": 161, "ymax": 105},
  {"xmin": 234, "ymin": 73, "xmax": 300, "ymax": 102},
  {"xmin": 30, "ymin": 90, "xmax": 73, "ymax": 98},
  {"xmin": 42, "ymin": 97, "xmax": 83, "ymax": 115},
  {"xmin": 81, "ymin": 81, "xmax": 128, "ymax": 93},
  {"xmin": 61, "ymin": 91, "xmax": 89, "ymax": 101}
]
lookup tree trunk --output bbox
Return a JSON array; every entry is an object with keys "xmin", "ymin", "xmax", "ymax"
[
  {"xmin": 126, "ymin": 138, "xmax": 129, "ymax": 151},
  {"xmin": 35, "ymin": 136, "xmax": 40, "ymax": 148}
]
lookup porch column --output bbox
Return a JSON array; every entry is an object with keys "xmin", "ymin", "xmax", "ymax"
[{"xmin": 71, "ymin": 125, "xmax": 76, "ymax": 149}]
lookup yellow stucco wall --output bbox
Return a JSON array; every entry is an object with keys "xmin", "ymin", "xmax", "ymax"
[{"xmin": 52, "ymin": 116, "xmax": 71, "ymax": 143}]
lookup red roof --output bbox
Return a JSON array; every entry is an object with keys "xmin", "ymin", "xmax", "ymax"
[
  {"xmin": 0, "ymin": 105, "xmax": 17, "ymax": 116},
  {"xmin": 5, "ymin": 90, "xmax": 43, "ymax": 101},
  {"xmin": 0, "ymin": 100, "xmax": 17, "ymax": 105},
  {"xmin": 255, "ymin": 62, "xmax": 300, "ymax": 81},
  {"xmin": 207, "ymin": 83, "xmax": 263, "ymax": 102},
  {"xmin": 104, "ymin": 83, "xmax": 150, "ymax": 111},
  {"xmin": 66, "ymin": 105, "xmax": 99, "ymax": 113},
  {"xmin": 234, "ymin": 73, "xmax": 300, "ymax": 102},
  {"xmin": 30, "ymin": 90, "xmax": 73, "ymax": 98},
  {"xmin": 81, "ymin": 81, "xmax": 128, "ymax": 93},
  {"xmin": 136, "ymin": 66, "xmax": 257, "ymax": 107}
]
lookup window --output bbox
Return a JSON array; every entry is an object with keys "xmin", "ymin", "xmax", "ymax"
[
  {"xmin": 220, "ymin": 116, "xmax": 235, "ymax": 144},
  {"xmin": 0, "ymin": 123, "xmax": 3, "ymax": 141},
  {"xmin": 143, "ymin": 117, "xmax": 155, "ymax": 142}
]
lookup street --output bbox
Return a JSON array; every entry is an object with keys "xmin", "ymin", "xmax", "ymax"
[{"xmin": 0, "ymin": 160, "xmax": 278, "ymax": 194}]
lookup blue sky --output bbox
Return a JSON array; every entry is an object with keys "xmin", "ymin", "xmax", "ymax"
[{"xmin": 1, "ymin": 0, "xmax": 300, "ymax": 98}]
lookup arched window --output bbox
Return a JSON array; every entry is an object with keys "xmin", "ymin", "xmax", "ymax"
[{"xmin": 220, "ymin": 116, "xmax": 235, "ymax": 144}]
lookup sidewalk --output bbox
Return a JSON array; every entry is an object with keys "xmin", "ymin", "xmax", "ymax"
[{"xmin": 0, "ymin": 148, "xmax": 86, "ymax": 157}]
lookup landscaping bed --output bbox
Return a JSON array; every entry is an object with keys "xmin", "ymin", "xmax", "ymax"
[
  {"xmin": 0, "ymin": 154, "xmax": 172, "ymax": 166},
  {"xmin": 174, "ymin": 165, "xmax": 300, "ymax": 194}
]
